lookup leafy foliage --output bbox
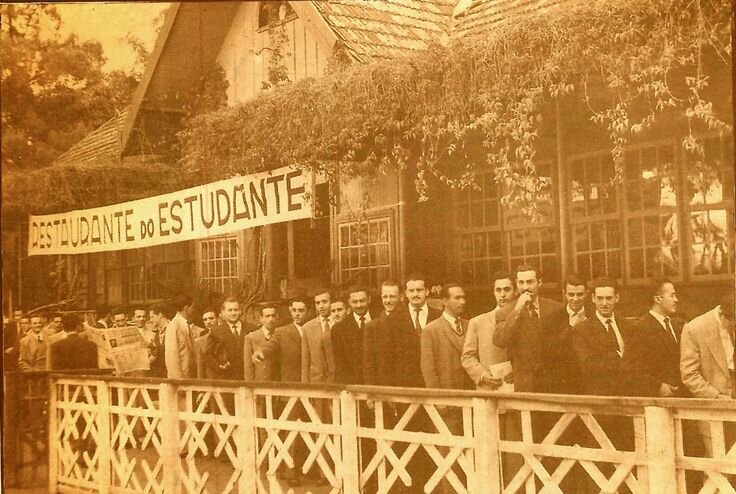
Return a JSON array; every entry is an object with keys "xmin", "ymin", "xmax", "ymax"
[
  {"xmin": 178, "ymin": 0, "xmax": 732, "ymax": 220},
  {"xmin": 1, "ymin": 4, "xmax": 143, "ymax": 170}
]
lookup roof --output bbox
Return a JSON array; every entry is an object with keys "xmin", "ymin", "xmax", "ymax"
[
  {"xmin": 451, "ymin": 0, "xmax": 566, "ymax": 39},
  {"xmin": 52, "ymin": 107, "xmax": 129, "ymax": 167},
  {"xmin": 313, "ymin": 0, "xmax": 455, "ymax": 62}
]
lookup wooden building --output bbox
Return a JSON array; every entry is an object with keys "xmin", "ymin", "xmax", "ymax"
[{"xmin": 6, "ymin": 0, "xmax": 733, "ymax": 318}]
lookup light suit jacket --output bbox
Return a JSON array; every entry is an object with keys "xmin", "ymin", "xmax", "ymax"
[
  {"xmin": 420, "ymin": 316, "xmax": 473, "ymax": 390},
  {"xmin": 681, "ymin": 307, "xmax": 735, "ymax": 398},
  {"xmin": 164, "ymin": 313, "xmax": 196, "ymax": 379},
  {"xmin": 462, "ymin": 308, "xmax": 510, "ymax": 389},
  {"xmin": 18, "ymin": 332, "xmax": 47, "ymax": 371},
  {"xmin": 244, "ymin": 328, "xmax": 276, "ymax": 381},
  {"xmin": 301, "ymin": 317, "xmax": 332, "ymax": 383}
]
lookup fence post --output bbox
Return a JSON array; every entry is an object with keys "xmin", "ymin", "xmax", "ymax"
[
  {"xmin": 644, "ymin": 405, "xmax": 677, "ymax": 492},
  {"xmin": 160, "ymin": 382, "xmax": 181, "ymax": 492},
  {"xmin": 339, "ymin": 390, "xmax": 360, "ymax": 493},
  {"xmin": 473, "ymin": 397, "xmax": 502, "ymax": 494},
  {"xmin": 235, "ymin": 386, "xmax": 258, "ymax": 493},
  {"xmin": 97, "ymin": 380, "xmax": 111, "ymax": 494},
  {"xmin": 47, "ymin": 377, "xmax": 58, "ymax": 493}
]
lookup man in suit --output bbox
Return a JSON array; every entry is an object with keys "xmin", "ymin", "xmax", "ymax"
[
  {"xmin": 331, "ymin": 286, "xmax": 374, "ymax": 384},
  {"xmin": 633, "ymin": 278, "xmax": 686, "ymax": 397},
  {"xmin": 462, "ymin": 271, "xmax": 516, "ymax": 390},
  {"xmin": 194, "ymin": 309, "xmax": 218, "ymax": 379},
  {"xmin": 148, "ymin": 304, "xmax": 169, "ymax": 378},
  {"xmin": 208, "ymin": 297, "xmax": 257, "ymax": 380},
  {"xmin": 493, "ymin": 263, "xmax": 564, "ymax": 393},
  {"xmin": 537, "ymin": 273, "xmax": 588, "ymax": 395},
  {"xmin": 681, "ymin": 290, "xmax": 735, "ymax": 457},
  {"xmin": 323, "ymin": 297, "xmax": 348, "ymax": 381},
  {"xmin": 381, "ymin": 274, "xmax": 442, "ymax": 492},
  {"xmin": 45, "ymin": 314, "xmax": 69, "ymax": 370},
  {"xmin": 462, "ymin": 272, "xmax": 521, "ymax": 486},
  {"xmin": 301, "ymin": 290, "xmax": 333, "ymax": 384},
  {"xmin": 572, "ymin": 277, "xmax": 638, "ymax": 452},
  {"xmin": 49, "ymin": 314, "xmax": 98, "ymax": 371},
  {"xmin": 420, "ymin": 283, "xmax": 473, "ymax": 494},
  {"xmin": 254, "ymin": 297, "xmax": 310, "ymax": 486},
  {"xmin": 164, "ymin": 295, "xmax": 197, "ymax": 379},
  {"xmin": 18, "ymin": 316, "xmax": 47, "ymax": 371},
  {"xmin": 363, "ymin": 280, "xmax": 402, "ymax": 386},
  {"xmin": 244, "ymin": 304, "xmax": 278, "ymax": 381}
]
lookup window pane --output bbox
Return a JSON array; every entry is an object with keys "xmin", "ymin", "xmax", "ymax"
[{"xmin": 690, "ymin": 209, "xmax": 731, "ymax": 276}]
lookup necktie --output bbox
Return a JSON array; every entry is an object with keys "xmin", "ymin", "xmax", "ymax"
[
  {"xmin": 413, "ymin": 308, "xmax": 422, "ymax": 331},
  {"xmin": 265, "ymin": 331, "xmax": 271, "ymax": 341},
  {"xmin": 605, "ymin": 319, "xmax": 621, "ymax": 353},
  {"xmin": 453, "ymin": 319, "xmax": 464, "ymax": 337},
  {"xmin": 663, "ymin": 317, "xmax": 677, "ymax": 343},
  {"xmin": 359, "ymin": 315, "xmax": 365, "ymax": 331},
  {"xmin": 37, "ymin": 334, "xmax": 43, "ymax": 342},
  {"xmin": 529, "ymin": 304, "xmax": 539, "ymax": 321},
  {"xmin": 322, "ymin": 318, "xmax": 329, "ymax": 334},
  {"xmin": 231, "ymin": 324, "xmax": 239, "ymax": 337}
]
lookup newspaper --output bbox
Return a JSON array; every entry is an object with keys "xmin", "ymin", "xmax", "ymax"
[
  {"xmin": 84, "ymin": 324, "xmax": 151, "ymax": 375},
  {"xmin": 489, "ymin": 360, "xmax": 514, "ymax": 393}
]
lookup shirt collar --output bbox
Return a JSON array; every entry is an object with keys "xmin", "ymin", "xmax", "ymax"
[
  {"xmin": 260, "ymin": 326, "xmax": 271, "ymax": 337},
  {"xmin": 648, "ymin": 309, "xmax": 669, "ymax": 327},
  {"xmin": 409, "ymin": 303, "xmax": 428, "ymax": 314},
  {"xmin": 566, "ymin": 305, "xmax": 582, "ymax": 317},
  {"xmin": 596, "ymin": 311, "xmax": 616, "ymax": 326},
  {"xmin": 353, "ymin": 312, "xmax": 370, "ymax": 325},
  {"xmin": 442, "ymin": 311, "xmax": 458, "ymax": 326}
]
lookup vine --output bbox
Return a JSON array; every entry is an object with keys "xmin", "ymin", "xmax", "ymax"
[{"xmin": 177, "ymin": 0, "xmax": 731, "ymax": 222}]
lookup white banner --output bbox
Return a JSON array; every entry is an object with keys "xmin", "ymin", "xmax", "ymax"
[{"xmin": 28, "ymin": 166, "xmax": 313, "ymax": 256}]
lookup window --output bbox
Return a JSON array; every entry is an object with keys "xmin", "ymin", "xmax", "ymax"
[
  {"xmin": 623, "ymin": 144, "xmax": 680, "ymax": 280},
  {"xmin": 455, "ymin": 164, "xmax": 558, "ymax": 286},
  {"xmin": 199, "ymin": 236, "xmax": 240, "ymax": 296},
  {"xmin": 105, "ymin": 251, "xmax": 123, "ymax": 305},
  {"xmin": 338, "ymin": 217, "xmax": 392, "ymax": 289},
  {"xmin": 685, "ymin": 135, "xmax": 734, "ymax": 278},
  {"xmin": 569, "ymin": 153, "xmax": 623, "ymax": 281},
  {"xmin": 258, "ymin": 1, "xmax": 295, "ymax": 29},
  {"xmin": 126, "ymin": 243, "xmax": 191, "ymax": 303}
]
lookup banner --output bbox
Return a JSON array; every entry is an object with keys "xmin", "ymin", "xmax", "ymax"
[
  {"xmin": 28, "ymin": 166, "xmax": 312, "ymax": 256},
  {"xmin": 84, "ymin": 325, "xmax": 150, "ymax": 375}
]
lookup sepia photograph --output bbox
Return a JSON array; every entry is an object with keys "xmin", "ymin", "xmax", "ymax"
[{"xmin": 1, "ymin": 1, "xmax": 734, "ymax": 493}]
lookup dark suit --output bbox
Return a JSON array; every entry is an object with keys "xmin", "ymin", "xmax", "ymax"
[
  {"xmin": 261, "ymin": 323, "xmax": 303, "ymax": 382},
  {"xmin": 331, "ymin": 312, "xmax": 375, "ymax": 384},
  {"xmin": 380, "ymin": 305, "xmax": 442, "ymax": 388},
  {"xmin": 207, "ymin": 320, "xmax": 256, "ymax": 380},
  {"xmin": 632, "ymin": 312, "xmax": 685, "ymax": 397},
  {"xmin": 540, "ymin": 307, "xmax": 586, "ymax": 394},
  {"xmin": 362, "ymin": 312, "xmax": 389, "ymax": 386},
  {"xmin": 493, "ymin": 297, "xmax": 565, "ymax": 393},
  {"xmin": 571, "ymin": 314, "xmax": 638, "ymax": 397},
  {"xmin": 49, "ymin": 334, "xmax": 98, "ymax": 370}
]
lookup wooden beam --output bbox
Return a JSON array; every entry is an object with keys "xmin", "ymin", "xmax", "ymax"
[{"xmin": 555, "ymin": 97, "xmax": 570, "ymax": 285}]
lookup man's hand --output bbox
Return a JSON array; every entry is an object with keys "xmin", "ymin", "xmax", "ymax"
[
  {"xmin": 481, "ymin": 373, "xmax": 503, "ymax": 389},
  {"xmin": 659, "ymin": 383, "xmax": 677, "ymax": 397},
  {"xmin": 514, "ymin": 291, "xmax": 533, "ymax": 312},
  {"xmin": 252, "ymin": 351, "xmax": 265, "ymax": 364},
  {"xmin": 503, "ymin": 371, "xmax": 514, "ymax": 384}
]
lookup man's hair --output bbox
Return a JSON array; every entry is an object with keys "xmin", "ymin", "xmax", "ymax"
[
  {"xmin": 330, "ymin": 297, "xmax": 347, "ymax": 307},
  {"xmin": 404, "ymin": 273, "xmax": 427, "ymax": 287},
  {"xmin": 590, "ymin": 277, "xmax": 618, "ymax": 294},
  {"xmin": 131, "ymin": 306, "xmax": 147, "ymax": 314},
  {"xmin": 313, "ymin": 287, "xmax": 331, "ymax": 299},
  {"xmin": 202, "ymin": 308, "xmax": 217, "ymax": 317},
  {"xmin": 647, "ymin": 277, "xmax": 674, "ymax": 305},
  {"xmin": 514, "ymin": 263, "xmax": 541, "ymax": 280},
  {"xmin": 564, "ymin": 273, "xmax": 587, "ymax": 289},
  {"xmin": 259, "ymin": 303, "xmax": 278, "ymax": 316},
  {"xmin": 173, "ymin": 295, "xmax": 194, "ymax": 311},
  {"xmin": 61, "ymin": 313, "xmax": 82, "ymax": 333},
  {"xmin": 96, "ymin": 304, "xmax": 111, "ymax": 317},
  {"xmin": 149, "ymin": 303, "xmax": 167, "ymax": 317},
  {"xmin": 50, "ymin": 311, "xmax": 62, "ymax": 319},
  {"xmin": 221, "ymin": 296, "xmax": 240, "ymax": 309},
  {"xmin": 111, "ymin": 306, "xmax": 127, "ymax": 317},
  {"xmin": 439, "ymin": 283, "xmax": 463, "ymax": 299},
  {"xmin": 719, "ymin": 290, "xmax": 735, "ymax": 321},
  {"xmin": 492, "ymin": 271, "xmax": 514, "ymax": 286},
  {"xmin": 347, "ymin": 285, "xmax": 369, "ymax": 298},
  {"xmin": 289, "ymin": 296, "xmax": 310, "ymax": 308},
  {"xmin": 381, "ymin": 279, "xmax": 401, "ymax": 291}
]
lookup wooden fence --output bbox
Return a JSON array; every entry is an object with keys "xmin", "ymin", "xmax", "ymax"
[{"xmin": 48, "ymin": 375, "xmax": 736, "ymax": 493}]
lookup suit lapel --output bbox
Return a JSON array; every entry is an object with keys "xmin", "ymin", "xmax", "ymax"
[
  {"xmin": 705, "ymin": 319, "xmax": 729, "ymax": 374},
  {"xmin": 438, "ymin": 318, "xmax": 463, "ymax": 355}
]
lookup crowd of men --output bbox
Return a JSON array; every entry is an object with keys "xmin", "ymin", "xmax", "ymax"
[{"xmin": 4, "ymin": 263, "xmax": 734, "ymax": 491}]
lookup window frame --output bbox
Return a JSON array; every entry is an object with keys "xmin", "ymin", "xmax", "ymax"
[
  {"xmin": 196, "ymin": 235, "xmax": 241, "ymax": 297},
  {"xmin": 336, "ymin": 213, "xmax": 394, "ymax": 289}
]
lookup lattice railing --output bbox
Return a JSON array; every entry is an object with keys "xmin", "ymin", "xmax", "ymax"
[{"xmin": 48, "ymin": 376, "xmax": 736, "ymax": 493}]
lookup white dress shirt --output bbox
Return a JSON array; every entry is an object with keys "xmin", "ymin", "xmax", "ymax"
[
  {"xmin": 596, "ymin": 311, "xmax": 624, "ymax": 357},
  {"xmin": 566, "ymin": 305, "xmax": 585, "ymax": 327},
  {"xmin": 353, "ymin": 312, "xmax": 371, "ymax": 327},
  {"xmin": 717, "ymin": 309, "xmax": 735, "ymax": 371},
  {"xmin": 409, "ymin": 303, "xmax": 429, "ymax": 330},
  {"xmin": 648, "ymin": 310, "xmax": 677, "ymax": 342}
]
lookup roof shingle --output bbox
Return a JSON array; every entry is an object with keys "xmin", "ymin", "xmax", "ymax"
[
  {"xmin": 53, "ymin": 108, "xmax": 129, "ymax": 167},
  {"xmin": 451, "ymin": 0, "xmax": 566, "ymax": 39}
]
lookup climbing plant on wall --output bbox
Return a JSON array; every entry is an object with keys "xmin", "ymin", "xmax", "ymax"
[{"xmin": 178, "ymin": 0, "xmax": 732, "ymax": 221}]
